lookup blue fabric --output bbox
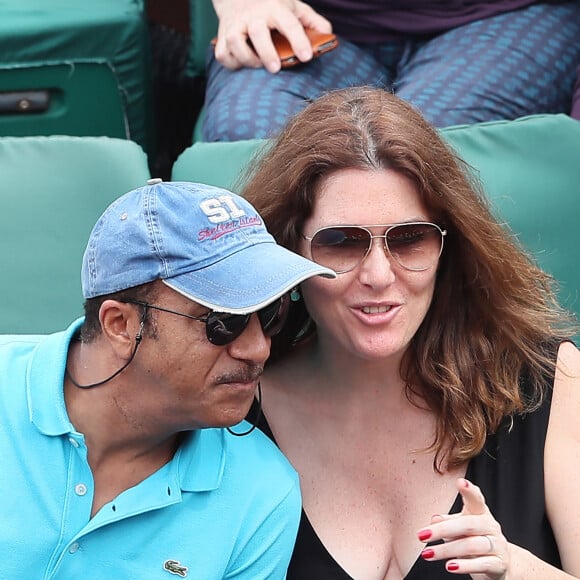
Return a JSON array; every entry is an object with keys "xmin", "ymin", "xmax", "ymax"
[
  {"xmin": 0, "ymin": 320, "xmax": 301, "ymax": 579},
  {"xmin": 81, "ymin": 181, "xmax": 333, "ymax": 312},
  {"xmin": 202, "ymin": 2, "xmax": 580, "ymax": 141}
]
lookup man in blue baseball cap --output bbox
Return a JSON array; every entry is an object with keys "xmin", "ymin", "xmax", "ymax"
[{"xmin": 0, "ymin": 180, "xmax": 335, "ymax": 579}]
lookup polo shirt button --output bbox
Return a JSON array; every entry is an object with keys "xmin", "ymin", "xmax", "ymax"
[
  {"xmin": 68, "ymin": 437, "xmax": 79, "ymax": 448},
  {"xmin": 75, "ymin": 483, "xmax": 87, "ymax": 496},
  {"xmin": 69, "ymin": 542, "xmax": 80, "ymax": 554}
]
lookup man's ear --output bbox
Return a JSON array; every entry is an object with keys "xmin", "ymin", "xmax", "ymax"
[{"xmin": 98, "ymin": 300, "xmax": 140, "ymax": 358}]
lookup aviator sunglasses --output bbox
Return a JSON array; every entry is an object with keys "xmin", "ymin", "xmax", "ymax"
[
  {"xmin": 303, "ymin": 222, "xmax": 447, "ymax": 274},
  {"xmin": 124, "ymin": 294, "xmax": 290, "ymax": 346}
]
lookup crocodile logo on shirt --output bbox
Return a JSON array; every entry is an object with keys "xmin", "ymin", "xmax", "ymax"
[{"xmin": 163, "ymin": 559, "xmax": 188, "ymax": 577}]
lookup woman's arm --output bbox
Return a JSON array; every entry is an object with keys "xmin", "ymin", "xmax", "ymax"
[
  {"xmin": 544, "ymin": 340, "xmax": 580, "ymax": 575},
  {"xmin": 417, "ymin": 345, "xmax": 580, "ymax": 580}
]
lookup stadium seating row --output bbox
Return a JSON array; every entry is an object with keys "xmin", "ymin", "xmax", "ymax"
[
  {"xmin": 0, "ymin": 1, "xmax": 153, "ymax": 155},
  {"xmin": 1, "ymin": 112, "xmax": 579, "ymax": 335}
]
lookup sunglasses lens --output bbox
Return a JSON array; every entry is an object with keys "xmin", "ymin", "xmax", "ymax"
[
  {"xmin": 309, "ymin": 223, "xmax": 444, "ymax": 273},
  {"xmin": 205, "ymin": 312, "xmax": 250, "ymax": 346},
  {"xmin": 386, "ymin": 223, "xmax": 443, "ymax": 271},
  {"xmin": 258, "ymin": 294, "xmax": 290, "ymax": 337},
  {"xmin": 310, "ymin": 227, "xmax": 371, "ymax": 273},
  {"xmin": 205, "ymin": 295, "xmax": 291, "ymax": 346}
]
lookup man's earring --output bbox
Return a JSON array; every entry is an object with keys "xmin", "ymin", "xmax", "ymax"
[{"xmin": 290, "ymin": 287, "xmax": 301, "ymax": 302}]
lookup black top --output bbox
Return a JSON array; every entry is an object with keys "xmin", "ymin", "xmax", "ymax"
[{"xmin": 250, "ymin": 360, "xmax": 561, "ymax": 579}]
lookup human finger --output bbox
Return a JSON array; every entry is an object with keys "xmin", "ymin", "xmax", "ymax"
[
  {"xmin": 418, "ymin": 479, "xmax": 488, "ymax": 538},
  {"xmin": 457, "ymin": 477, "xmax": 489, "ymax": 515},
  {"xmin": 286, "ymin": 1, "xmax": 334, "ymax": 62},
  {"xmin": 445, "ymin": 554, "xmax": 506, "ymax": 577},
  {"xmin": 214, "ymin": 44, "xmax": 261, "ymax": 71},
  {"xmin": 213, "ymin": 0, "xmax": 287, "ymax": 69},
  {"xmin": 421, "ymin": 533, "xmax": 508, "ymax": 578},
  {"xmin": 253, "ymin": 1, "xmax": 330, "ymax": 70},
  {"xmin": 419, "ymin": 493, "xmax": 509, "ymax": 578}
]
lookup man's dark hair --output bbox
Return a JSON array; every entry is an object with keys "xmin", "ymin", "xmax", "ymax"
[{"xmin": 80, "ymin": 281, "xmax": 161, "ymax": 343}]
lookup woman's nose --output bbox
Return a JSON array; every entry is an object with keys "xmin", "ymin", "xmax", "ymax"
[{"xmin": 358, "ymin": 237, "xmax": 396, "ymax": 286}]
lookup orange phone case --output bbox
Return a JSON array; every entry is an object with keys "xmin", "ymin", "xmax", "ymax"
[
  {"xmin": 211, "ymin": 30, "xmax": 339, "ymax": 68},
  {"xmin": 273, "ymin": 30, "xmax": 338, "ymax": 68}
]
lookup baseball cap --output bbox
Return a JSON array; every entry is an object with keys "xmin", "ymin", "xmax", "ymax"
[{"xmin": 81, "ymin": 180, "xmax": 335, "ymax": 313}]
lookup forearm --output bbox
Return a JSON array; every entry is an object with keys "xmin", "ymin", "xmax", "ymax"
[{"xmin": 507, "ymin": 544, "xmax": 579, "ymax": 580}]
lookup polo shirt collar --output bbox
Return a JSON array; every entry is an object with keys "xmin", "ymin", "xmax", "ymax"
[
  {"xmin": 27, "ymin": 318, "xmax": 227, "ymax": 492},
  {"xmin": 28, "ymin": 318, "xmax": 83, "ymax": 436},
  {"xmin": 174, "ymin": 428, "xmax": 227, "ymax": 492}
]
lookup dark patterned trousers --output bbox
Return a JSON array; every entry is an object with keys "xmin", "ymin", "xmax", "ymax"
[{"xmin": 202, "ymin": 2, "xmax": 580, "ymax": 141}]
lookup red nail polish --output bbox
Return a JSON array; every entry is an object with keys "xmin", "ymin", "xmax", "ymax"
[
  {"xmin": 421, "ymin": 548, "xmax": 435, "ymax": 559},
  {"xmin": 447, "ymin": 562, "xmax": 459, "ymax": 571},
  {"xmin": 418, "ymin": 529, "xmax": 432, "ymax": 541}
]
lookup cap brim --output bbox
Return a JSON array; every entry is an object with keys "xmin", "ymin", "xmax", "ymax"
[{"xmin": 163, "ymin": 241, "xmax": 336, "ymax": 313}]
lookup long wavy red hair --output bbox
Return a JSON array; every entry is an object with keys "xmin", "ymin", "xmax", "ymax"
[{"xmin": 241, "ymin": 87, "xmax": 577, "ymax": 469}]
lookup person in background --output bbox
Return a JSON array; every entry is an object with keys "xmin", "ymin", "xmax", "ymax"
[
  {"xmin": 241, "ymin": 87, "xmax": 580, "ymax": 579},
  {"xmin": 203, "ymin": 0, "xmax": 580, "ymax": 142},
  {"xmin": 0, "ymin": 180, "xmax": 334, "ymax": 579}
]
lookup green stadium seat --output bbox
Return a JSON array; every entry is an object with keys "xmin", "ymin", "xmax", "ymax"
[
  {"xmin": 172, "ymin": 113, "xmax": 580, "ymax": 326},
  {"xmin": 0, "ymin": 135, "xmax": 151, "ymax": 334},
  {"xmin": 0, "ymin": 0, "xmax": 153, "ymax": 155}
]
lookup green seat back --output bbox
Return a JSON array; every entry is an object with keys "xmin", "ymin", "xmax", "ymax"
[
  {"xmin": 172, "ymin": 114, "xmax": 580, "ymax": 323},
  {"xmin": 186, "ymin": 0, "xmax": 218, "ymax": 77},
  {"xmin": 0, "ymin": 0, "xmax": 153, "ymax": 155},
  {"xmin": 0, "ymin": 135, "xmax": 151, "ymax": 334}
]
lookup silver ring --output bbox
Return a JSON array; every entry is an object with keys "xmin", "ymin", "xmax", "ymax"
[{"xmin": 484, "ymin": 535, "xmax": 495, "ymax": 553}]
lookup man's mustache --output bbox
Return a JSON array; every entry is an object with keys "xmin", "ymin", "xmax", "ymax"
[{"xmin": 215, "ymin": 365, "xmax": 264, "ymax": 384}]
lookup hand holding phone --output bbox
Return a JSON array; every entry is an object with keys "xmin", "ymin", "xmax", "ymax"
[
  {"xmin": 272, "ymin": 29, "xmax": 338, "ymax": 68},
  {"xmin": 212, "ymin": 29, "xmax": 338, "ymax": 70}
]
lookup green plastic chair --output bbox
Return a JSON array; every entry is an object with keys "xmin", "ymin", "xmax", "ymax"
[
  {"xmin": 172, "ymin": 114, "xmax": 580, "ymax": 326},
  {"xmin": 0, "ymin": 135, "xmax": 151, "ymax": 334},
  {"xmin": 0, "ymin": 0, "xmax": 153, "ymax": 155}
]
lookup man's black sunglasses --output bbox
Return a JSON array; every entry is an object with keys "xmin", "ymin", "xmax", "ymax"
[{"xmin": 123, "ymin": 294, "xmax": 290, "ymax": 346}]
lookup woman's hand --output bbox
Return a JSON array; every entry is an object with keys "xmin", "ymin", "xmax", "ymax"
[
  {"xmin": 211, "ymin": 0, "xmax": 332, "ymax": 72},
  {"xmin": 417, "ymin": 478, "xmax": 509, "ymax": 578}
]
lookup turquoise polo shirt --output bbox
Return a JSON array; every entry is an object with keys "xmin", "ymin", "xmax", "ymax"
[{"xmin": 0, "ymin": 320, "xmax": 301, "ymax": 579}]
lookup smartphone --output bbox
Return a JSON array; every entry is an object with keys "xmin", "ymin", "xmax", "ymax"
[
  {"xmin": 211, "ymin": 29, "xmax": 339, "ymax": 68},
  {"xmin": 273, "ymin": 29, "xmax": 338, "ymax": 68}
]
